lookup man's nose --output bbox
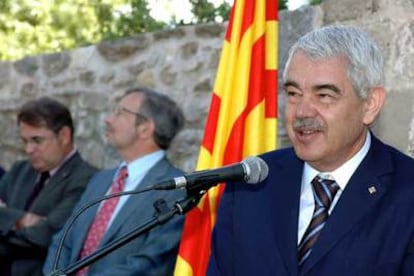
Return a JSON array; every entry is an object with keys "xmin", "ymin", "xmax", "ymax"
[{"xmin": 295, "ymin": 95, "xmax": 317, "ymax": 118}]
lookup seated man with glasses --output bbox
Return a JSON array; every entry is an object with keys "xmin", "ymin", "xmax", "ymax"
[
  {"xmin": 44, "ymin": 87, "xmax": 186, "ymax": 276},
  {"xmin": 0, "ymin": 97, "xmax": 97, "ymax": 276}
]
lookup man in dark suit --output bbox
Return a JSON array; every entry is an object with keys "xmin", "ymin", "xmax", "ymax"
[
  {"xmin": 44, "ymin": 87, "xmax": 186, "ymax": 275},
  {"xmin": 208, "ymin": 25, "xmax": 414, "ymax": 275},
  {"xmin": 0, "ymin": 97, "xmax": 97, "ymax": 276}
]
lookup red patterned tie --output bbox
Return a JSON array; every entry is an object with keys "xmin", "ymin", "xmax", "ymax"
[
  {"xmin": 298, "ymin": 175, "xmax": 340, "ymax": 266},
  {"xmin": 77, "ymin": 166, "xmax": 128, "ymax": 276}
]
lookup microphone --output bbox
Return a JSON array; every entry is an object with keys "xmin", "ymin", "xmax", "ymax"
[{"xmin": 153, "ymin": 156, "xmax": 269, "ymax": 191}]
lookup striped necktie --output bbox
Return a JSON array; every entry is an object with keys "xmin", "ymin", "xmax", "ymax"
[{"xmin": 298, "ymin": 175, "xmax": 340, "ymax": 266}]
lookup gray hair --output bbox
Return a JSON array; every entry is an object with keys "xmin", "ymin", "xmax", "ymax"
[
  {"xmin": 125, "ymin": 86, "xmax": 185, "ymax": 150},
  {"xmin": 282, "ymin": 25, "xmax": 384, "ymax": 99}
]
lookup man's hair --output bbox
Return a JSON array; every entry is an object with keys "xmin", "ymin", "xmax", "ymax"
[
  {"xmin": 125, "ymin": 86, "xmax": 185, "ymax": 150},
  {"xmin": 17, "ymin": 97, "xmax": 75, "ymax": 140},
  {"xmin": 283, "ymin": 25, "xmax": 384, "ymax": 99}
]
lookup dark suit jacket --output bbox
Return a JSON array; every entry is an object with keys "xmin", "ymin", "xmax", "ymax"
[
  {"xmin": 0, "ymin": 166, "xmax": 5, "ymax": 179},
  {"xmin": 44, "ymin": 157, "xmax": 186, "ymax": 276},
  {"xmin": 208, "ymin": 135, "xmax": 414, "ymax": 276},
  {"xmin": 0, "ymin": 152, "xmax": 97, "ymax": 275}
]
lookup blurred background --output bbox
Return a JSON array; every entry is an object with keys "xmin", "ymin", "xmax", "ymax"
[{"xmin": 0, "ymin": 0, "xmax": 315, "ymax": 61}]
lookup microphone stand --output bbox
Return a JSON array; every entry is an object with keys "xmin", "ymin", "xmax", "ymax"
[{"xmin": 48, "ymin": 193, "xmax": 203, "ymax": 276}]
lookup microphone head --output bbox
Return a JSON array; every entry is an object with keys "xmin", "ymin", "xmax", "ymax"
[{"xmin": 242, "ymin": 156, "xmax": 269, "ymax": 184}]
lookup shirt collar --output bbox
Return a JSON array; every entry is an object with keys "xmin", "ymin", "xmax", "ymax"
[
  {"xmin": 303, "ymin": 131, "xmax": 371, "ymax": 191},
  {"xmin": 118, "ymin": 150, "xmax": 165, "ymax": 183},
  {"xmin": 49, "ymin": 148, "xmax": 77, "ymax": 177}
]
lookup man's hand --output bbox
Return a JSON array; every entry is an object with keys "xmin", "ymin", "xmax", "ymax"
[{"xmin": 15, "ymin": 212, "xmax": 46, "ymax": 230}]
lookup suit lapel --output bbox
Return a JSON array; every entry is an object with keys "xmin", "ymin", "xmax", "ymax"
[
  {"xmin": 300, "ymin": 136, "xmax": 393, "ymax": 274},
  {"xmin": 32, "ymin": 153, "xmax": 80, "ymax": 208},
  {"xmin": 19, "ymin": 169, "xmax": 38, "ymax": 209},
  {"xmin": 71, "ymin": 169, "xmax": 115, "ymax": 260},
  {"xmin": 271, "ymin": 150, "xmax": 303, "ymax": 276},
  {"xmin": 101, "ymin": 158, "xmax": 172, "ymax": 245}
]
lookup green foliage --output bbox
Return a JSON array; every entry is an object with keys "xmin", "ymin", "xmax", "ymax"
[
  {"xmin": 309, "ymin": 0, "xmax": 322, "ymax": 5},
  {"xmin": 0, "ymin": 0, "xmax": 161, "ymax": 60},
  {"xmin": 0, "ymin": 0, "xmax": 105, "ymax": 60},
  {"xmin": 0, "ymin": 0, "xmax": 290, "ymax": 61},
  {"xmin": 96, "ymin": 0, "xmax": 166, "ymax": 41},
  {"xmin": 188, "ymin": 0, "xmax": 231, "ymax": 24},
  {"xmin": 279, "ymin": 0, "xmax": 289, "ymax": 10}
]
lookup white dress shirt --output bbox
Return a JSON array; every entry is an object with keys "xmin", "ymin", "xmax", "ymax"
[{"xmin": 297, "ymin": 132, "xmax": 371, "ymax": 244}]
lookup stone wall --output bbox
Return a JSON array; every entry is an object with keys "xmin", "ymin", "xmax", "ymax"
[
  {"xmin": 0, "ymin": 24, "xmax": 227, "ymax": 172},
  {"xmin": 0, "ymin": 0, "xmax": 413, "ymax": 172}
]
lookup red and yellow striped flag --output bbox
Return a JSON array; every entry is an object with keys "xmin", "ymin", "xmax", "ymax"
[{"xmin": 174, "ymin": 0, "xmax": 278, "ymax": 275}]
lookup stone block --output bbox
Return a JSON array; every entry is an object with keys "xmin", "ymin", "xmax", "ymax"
[
  {"xmin": 323, "ymin": 0, "xmax": 376, "ymax": 24},
  {"xmin": 14, "ymin": 57, "xmax": 39, "ymax": 76},
  {"xmin": 160, "ymin": 65, "xmax": 177, "ymax": 85},
  {"xmin": 127, "ymin": 61, "xmax": 147, "ymax": 76},
  {"xmin": 195, "ymin": 23, "xmax": 226, "ymax": 38},
  {"xmin": 153, "ymin": 28, "xmax": 186, "ymax": 40},
  {"xmin": 97, "ymin": 35, "xmax": 150, "ymax": 62},
  {"xmin": 181, "ymin": 41, "xmax": 199, "ymax": 59},
  {"xmin": 41, "ymin": 52, "xmax": 71, "ymax": 77},
  {"xmin": 79, "ymin": 71, "xmax": 96, "ymax": 86},
  {"xmin": 373, "ymin": 90, "xmax": 413, "ymax": 154},
  {"xmin": 390, "ymin": 22, "xmax": 414, "ymax": 89}
]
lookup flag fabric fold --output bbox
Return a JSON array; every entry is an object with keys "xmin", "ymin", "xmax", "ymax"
[{"xmin": 174, "ymin": 0, "xmax": 278, "ymax": 275}]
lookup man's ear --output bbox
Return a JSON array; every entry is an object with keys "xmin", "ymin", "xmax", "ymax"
[
  {"xmin": 58, "ymin": 126, "xmax": 72, "ymax": 146},
  {"xmin": 363, "ymin": 86, "xmax": 385, "ymax": 125},
  {"xmin": 137, "ymin": 119, "xmax": 155, "ymax": 139}
]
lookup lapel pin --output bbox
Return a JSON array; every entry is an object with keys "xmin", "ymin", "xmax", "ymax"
[{"xmin": 368, "ymin": 186, "xmax": 377, "ymax": 194}]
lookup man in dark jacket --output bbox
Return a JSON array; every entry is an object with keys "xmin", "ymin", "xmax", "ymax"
[{"xmin": 0, "ymin": 97, "xmax": 97, "ymax": 276}]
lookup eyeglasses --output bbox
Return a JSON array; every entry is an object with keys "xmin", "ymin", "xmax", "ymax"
[
  {"xmin": 111, "ymin": 105, "xmax": 148, "ymax": 122},
  {"xmin": 22, "ymin": 135, "xmax": 56, "ymax": 147}
]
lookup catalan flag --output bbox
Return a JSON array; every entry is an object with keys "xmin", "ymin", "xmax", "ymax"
[{"xmin": 174, "ymin": 0, "xmax": 278, "ymax": 275}]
